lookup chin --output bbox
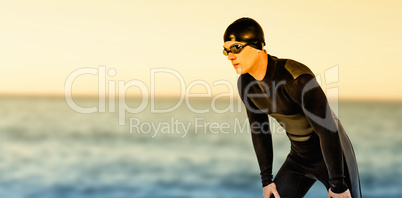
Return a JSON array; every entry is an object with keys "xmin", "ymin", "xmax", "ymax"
[{"xmin": 236, "ymin": 66, "xmax": 245, "ymax": 74}]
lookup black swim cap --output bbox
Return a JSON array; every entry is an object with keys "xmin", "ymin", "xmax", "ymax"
[{"xmin": 224, "ymin": 17, "xmax": 265, "ymax": 50}]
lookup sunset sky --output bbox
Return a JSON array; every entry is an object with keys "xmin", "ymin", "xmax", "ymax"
[{"xmin": 1, "ymin": 0, "xmax": 401, "ymax": 100}]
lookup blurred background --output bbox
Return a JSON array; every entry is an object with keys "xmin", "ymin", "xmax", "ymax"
[{"xmin": 1, "ymin": 0, "xmax": 401, "ymax": 197}]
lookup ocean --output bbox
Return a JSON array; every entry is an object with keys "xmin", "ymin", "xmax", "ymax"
[{"xmin": 0, "ymin": 96, "xmax": 401, "ymax": 198}]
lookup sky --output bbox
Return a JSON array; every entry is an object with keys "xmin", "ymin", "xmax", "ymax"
[{"xmin": 1, "ymin": 0, "xmax": 401, "ymax": 100}]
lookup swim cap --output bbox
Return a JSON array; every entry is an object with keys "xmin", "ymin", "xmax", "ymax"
[{"xmin": 223, "ymin": 17, "xmax": 265, "ymax": 50}]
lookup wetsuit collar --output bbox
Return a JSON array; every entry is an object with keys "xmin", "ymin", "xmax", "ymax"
[{"xmin": 259, "ymin": 54, "xmax": 277, "ymax": 82}]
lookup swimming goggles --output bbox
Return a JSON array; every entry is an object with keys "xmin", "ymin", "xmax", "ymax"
[{"xmin": 223, "ymin": 43, "xmax": 250, "ymax": 56}]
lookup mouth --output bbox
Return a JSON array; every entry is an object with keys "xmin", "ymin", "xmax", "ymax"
[{"xmin": 233, "ymin": 63, "xmax": 239, "ymax": 68}]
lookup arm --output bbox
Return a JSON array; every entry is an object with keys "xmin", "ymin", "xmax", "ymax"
[
  {"xmin": 246, "ymin": 100, "xmax": 273, "ymax": 187},
  {"xmin": 288, "ymin": 74, "xmax": 348, "ymax": 193},
  {"xmin": 244, "ymin": 97, "xmax": 281, "ymax": 197},
  {"xmin": 238, "ymin": 77, "xmax": 273, "ymax": 187}
]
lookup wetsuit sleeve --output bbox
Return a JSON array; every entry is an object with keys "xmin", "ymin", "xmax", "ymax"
[
  {"xmin": 288, "ymin": 74, "xmax": 349, "ymax": 193},
  {"xmin": 238, "ymin": 77, "xmax": 273, "ymax": 187}
]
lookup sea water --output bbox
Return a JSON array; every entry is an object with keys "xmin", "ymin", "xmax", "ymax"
[{"xmin": 0, "ymin": 97, "xmax": 401, "ymax": 198}]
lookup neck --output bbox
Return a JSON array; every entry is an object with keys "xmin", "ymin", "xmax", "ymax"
[{"xmin": 248, "ymin": 50, "xmax": 268, "ymax": 81}]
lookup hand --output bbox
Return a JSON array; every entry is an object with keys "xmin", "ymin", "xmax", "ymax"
[
  {"xmin": 263, "ymin": 182, "xmax": 280, "ymax": 198},
  {"xmin": 328, "ymin": 188, "xmax": 352, "ymax": 198}
]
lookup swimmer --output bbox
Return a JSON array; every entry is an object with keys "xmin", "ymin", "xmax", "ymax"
[{"xmin": 223, "ymin": 17, "xmax": 362, "ymax": 198}]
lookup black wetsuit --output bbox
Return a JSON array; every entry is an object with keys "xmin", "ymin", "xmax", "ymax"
[{"xmin": 238, "ymin": 54, "xmax": 359, "ymax": 197}]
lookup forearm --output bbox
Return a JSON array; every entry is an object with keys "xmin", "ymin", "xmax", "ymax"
[
  {"xmin": 302, "ymin": 91, "xmax": 348, "ymax": 192},
  {"xmin": 315, "ymin": 126, "xmax": 348, "ymax": 193},
  {"xmin": 247, "ymin": 109, "xmax": 273, "ymax": 187},
  {"xmin": 251, "ymin": 127, "xmax": 273, "ymax": 187}
]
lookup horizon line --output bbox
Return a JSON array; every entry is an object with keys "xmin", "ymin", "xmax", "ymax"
[{"xmin": 1, "ymin": 93, "xmax": 401, "ymax": 103}]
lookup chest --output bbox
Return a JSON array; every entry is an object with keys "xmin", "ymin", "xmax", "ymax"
[{"xmin": 246, "ymin": 80, "xmax": 301, "ymax": 115}]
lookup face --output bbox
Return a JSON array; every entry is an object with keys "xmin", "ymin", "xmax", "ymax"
[{"xmin": 223, "ymin": 41, "xmax": 260, "ymax": 75}]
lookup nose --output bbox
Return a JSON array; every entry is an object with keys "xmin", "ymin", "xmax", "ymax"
[{"xmin": 227, "ymin": 52, "xmax": 236, "ymax": 60}]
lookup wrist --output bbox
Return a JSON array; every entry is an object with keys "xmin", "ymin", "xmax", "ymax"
[
  {"xmin": 329, "ymin": 179, "xmax": 348, "ymax": 193},
  {"xmin": 262, "ymin": 179, "xmax": 273, "ymax": 188}
]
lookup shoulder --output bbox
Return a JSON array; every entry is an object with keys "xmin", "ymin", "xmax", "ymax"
[
  {"xmin": 279, "ymin": 59, "xmax": 318, "ymax": 100},
  {"xmin": 283, "ymin": 59, "xmax": 315, "ymax": 80}
]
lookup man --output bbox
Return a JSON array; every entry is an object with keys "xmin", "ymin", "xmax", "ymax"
[{"xmin": 223, "ymin": 17, "xmax": 361, "ymax": 198}]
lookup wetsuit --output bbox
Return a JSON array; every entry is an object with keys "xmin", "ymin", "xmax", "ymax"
[{"xmin": 238, "ymin": 54, "xmax": 361, "ymax": 197}]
